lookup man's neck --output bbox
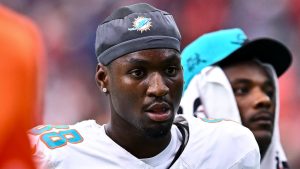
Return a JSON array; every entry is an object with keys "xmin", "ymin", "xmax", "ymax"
[
  {"xmin": 257, "ymin": 138, "xmax": 271, "ymax": 160},
  {"xmin": 105, "ymin": 122, "xmax": 172, "ymax": 159}
]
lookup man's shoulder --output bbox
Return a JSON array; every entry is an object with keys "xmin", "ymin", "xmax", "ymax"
[
  {"xmin": 177, "ymin": 114, "xmax": 258, "ymax": 151},
  {"xmin": 28, "ymin": 120, "xmax": 100, "ymax": 151},
  {"xmin": 28, "ymin": 120, "xmax": 105, "ymax": 168},
  {"xmin": 176, "ymin": 115, "xmax": 260, "ymax": 168},
  {"xmin": 179, "ymin": 114, "xmax": 253, "ymax": 137}
]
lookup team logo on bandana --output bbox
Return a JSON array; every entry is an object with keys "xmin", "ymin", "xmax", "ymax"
[{"xmin": 128, "ymin": 16, "xmax": 152, "ymax": 33}]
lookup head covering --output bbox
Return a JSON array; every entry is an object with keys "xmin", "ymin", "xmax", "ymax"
[
  {"xmin": 180, "ymin": 28, "xmax": 291, "ymax": 168},
  {"xmin": 95, "ymin": 3, "xmax": 181, "ymax": 65},
  {"xmin": 181, "ymin": 28, "xmax": 292, "ymax": 91}
]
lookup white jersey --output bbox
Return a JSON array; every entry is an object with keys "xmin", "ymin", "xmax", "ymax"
[{"xmin": 29, "ymin": 115, "xmax": 260, "ymax": 169}]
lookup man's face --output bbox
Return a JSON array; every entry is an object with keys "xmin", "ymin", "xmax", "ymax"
[
  {"xmin": 222, "ymin": 60, "xmax": 275, "ymax": 145},
  {"xmin": 105, "ymin": 49, "xmax": 183, "ymax": 138}
]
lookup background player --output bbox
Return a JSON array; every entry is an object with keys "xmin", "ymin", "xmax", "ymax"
[{"xmin": 180, "ymin": 28, "xmax": 291, "ymax": 169}]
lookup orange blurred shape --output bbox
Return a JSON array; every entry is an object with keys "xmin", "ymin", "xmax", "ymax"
[{"xmin": 0, "ymin": 5, "xmax": 45, "ymax": 169}]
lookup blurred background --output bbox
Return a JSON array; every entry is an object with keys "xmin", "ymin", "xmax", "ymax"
[{"xmin": 1, "ymin": 0, "xmax": 299, "ymax": 168}]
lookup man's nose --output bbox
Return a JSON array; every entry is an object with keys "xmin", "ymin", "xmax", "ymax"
[
  {"xmin": 253, "ymin": 87, "xmax": 272, "ymax": 109},
  {"xmin": 146, "ymin": 72, "xmax": 169, "ymax": 97}
]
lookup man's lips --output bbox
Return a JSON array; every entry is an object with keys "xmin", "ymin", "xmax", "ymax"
[
  {"xmin": 144, "ymin": 102, "xmax": 172, "ymax": 122},
  {"xmin": 251, "ymin": 112, "xmax": 274, "ymax": 130}
]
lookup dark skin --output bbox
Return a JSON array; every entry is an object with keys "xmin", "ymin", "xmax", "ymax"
[
  {"xmin": 95, "ymin": 48, "xmax": 183, "ymax": 158},
  {"xmin": 222, "ymin": 59, "xmax": 275, "ymax": 159}
]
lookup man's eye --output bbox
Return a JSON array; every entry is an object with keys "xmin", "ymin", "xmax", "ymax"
[
  {"xmin": 264, "ymin": 86, "xmax": 275, "ymax": 98},
  {"xmin": 165, "ymin": 66, "xmax": 178, "ymax": 76},
  {"xmin": 266, "ymin": 90, "xmax": 274, "ymax": 98},
  {"xmin": 233, "ymin": 87, "xmax": 249, "ymax": 95},
  {"xmin": 129, "ymin": 69, "xmax": 145, "ymax": 78}
]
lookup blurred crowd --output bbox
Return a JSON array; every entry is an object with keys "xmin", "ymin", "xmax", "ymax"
[{"xmin": 1, "ymin": 0, "xmax": 299, "ymax": 168}]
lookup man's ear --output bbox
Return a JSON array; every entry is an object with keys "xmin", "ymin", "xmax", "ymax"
[{"xmin": 95, "ymin": 64, "xmax": 109, "ymax": 92}]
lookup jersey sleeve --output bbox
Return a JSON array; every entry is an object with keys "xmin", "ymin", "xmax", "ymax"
[
  {"xmin": 28, "ymin": 129, "xmax": 53, "ymax": 169},
  {"xmin": 28, "ymin": 124, "xmax": 85, "ymax": 169},
  {"xmin": 223, "ymin": 121, "xmax": 261, "ymax": 169},
  {"xmin": 229, "ymin": 149, "xmax": 260, "ymax": 169},
  {"xmin": 183, "ymin": 115, "xmax": 261, "ymax": 169}
]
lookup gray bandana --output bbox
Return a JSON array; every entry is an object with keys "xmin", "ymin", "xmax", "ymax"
[{"xmin": 95, "ymin": 3, "xmax": 181, "ymax": 65}]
